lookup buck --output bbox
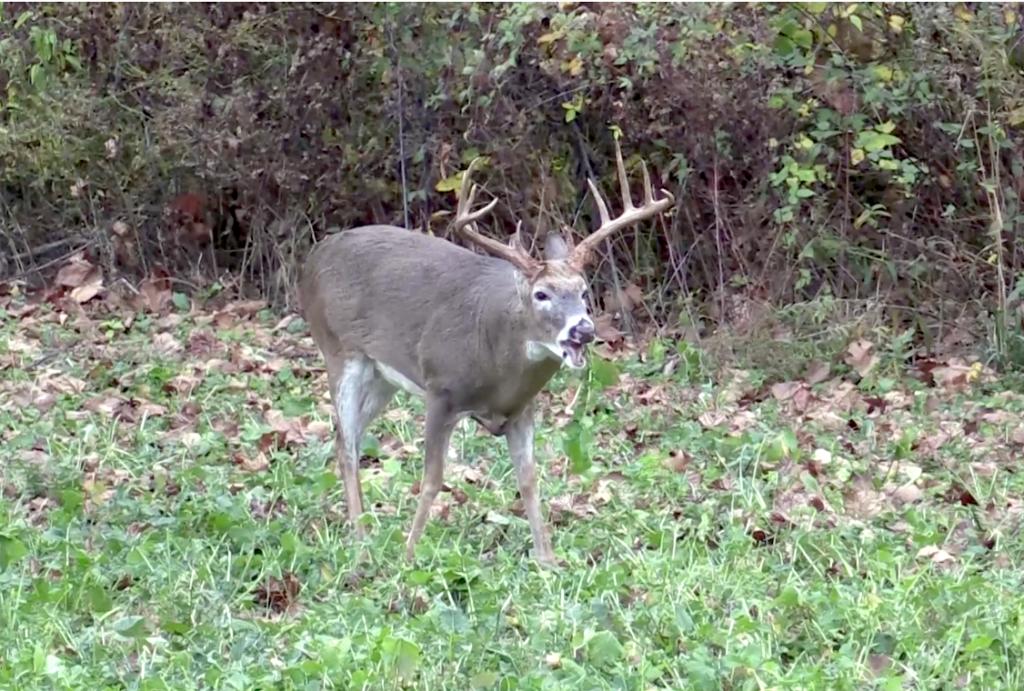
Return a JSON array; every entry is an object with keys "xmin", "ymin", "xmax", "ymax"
[{"xmin": 299, "ymin": 142, "xmax": 673, "ymax": 567}]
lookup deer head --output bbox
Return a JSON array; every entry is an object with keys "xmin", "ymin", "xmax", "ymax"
[{"xmin": 451, "ymin": 141, "xmax": 674, "ymax": 369}]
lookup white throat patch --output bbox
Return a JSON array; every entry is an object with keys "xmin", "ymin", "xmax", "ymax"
[{"xmin": 526, "ymin": 341, "xmax": 563, "ymax": 363}]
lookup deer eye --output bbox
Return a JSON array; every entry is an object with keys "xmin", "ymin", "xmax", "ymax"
[{"xmin": 533, "ymin": 291, "xmax": 550, "ymax": 302}]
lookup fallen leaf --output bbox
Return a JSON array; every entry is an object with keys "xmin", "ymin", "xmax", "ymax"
[
  {"xmin": 594, "ymin": 313, "xmax": 624, "ymax": 345},
  {"xmin": 771, "ymin": 381, "xmax": 802, "ymax": 401},
  {"xmin": 234, "ymin": 451, "xmax": 270, "ymax": 473},
  {"xmin": 891, "ymin": 483, "xmax": 923, "ymax": 504},
  {"xmin": 70, "ymin": 271, "xmax": 103, "ymax": 303},
  {"xmin": 253, "ymin": 573, "xmax": 301, "ymax": 613},
  {"xmin": 805, "ymin": 360, "xmax": 831, "ymax": 385},
  {"xmin": 55, "ymin": 256, "xmax": 97, "ymax": 288},
  {"xmin": 1012, "ymin": 426, "xmax": 1024, "ymax": 445},
  {"xmin": 153, "ymin": 332, "xmax": 183, "ymax": 357},
  {"xmin": 844, "ymin": 339, "xmax": 878, "ymax": 377},
  {"xmin": 663, "ymin": 451, "xmax": 691, "ymax": 473},
  {"xmin": 916, "ymin": 545, "xmax": 956, "ymax": 564},
  {"xmin": 306, "ymin": 420, "xmax": 333, "ymax": 441}
]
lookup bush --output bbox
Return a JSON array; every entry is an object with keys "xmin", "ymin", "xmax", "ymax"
[{"xmin": 1, "ymin": 3, "xmax": 1022, "ymax": 360}]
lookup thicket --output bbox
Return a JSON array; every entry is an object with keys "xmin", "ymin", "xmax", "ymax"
[{"xmin": 2, "ymin": 3, "xmax": 1023, "ymax": 364}]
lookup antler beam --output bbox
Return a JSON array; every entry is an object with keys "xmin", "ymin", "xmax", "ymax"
[
  {"xmin": 450, "ymin": 158, "xmax": 539, "ymax": 273},
  {"xmin": 571, "ymin": 140, "xmax": 675, "ymax": 268}
]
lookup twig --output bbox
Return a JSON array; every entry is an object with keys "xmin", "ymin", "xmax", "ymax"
[{"xmin": 388, "ymin": 16, "xmax": 410, "ymax": 229}]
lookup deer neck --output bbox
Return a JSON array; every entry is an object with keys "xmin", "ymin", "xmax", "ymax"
[{"xmin": 471, "ymin": 268, "xmax": 562, "ymax": 404}]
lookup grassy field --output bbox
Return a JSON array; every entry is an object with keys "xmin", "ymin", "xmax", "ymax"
[{"xmin": 2, "ymin": 290, "xmax": 1023, "ymax": 690}]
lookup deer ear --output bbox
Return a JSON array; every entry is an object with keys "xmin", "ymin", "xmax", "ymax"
[{"xmin": 543, "ymin": 232, "xmax": 572, "ymax": 261}]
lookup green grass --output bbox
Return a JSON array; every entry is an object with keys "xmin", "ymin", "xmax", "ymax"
[{"xmin": 2, "ymin": 296, "xmax": 1024, "ymax": 690}]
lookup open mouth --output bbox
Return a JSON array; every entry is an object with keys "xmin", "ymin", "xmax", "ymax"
[{"xmin": 559, "ymin": 338, "xmax": 588, "ymax": 369}]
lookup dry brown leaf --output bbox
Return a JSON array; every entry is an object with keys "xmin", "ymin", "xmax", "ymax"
[
  {"xmin": 916, "ymin": 545, "xmax": 956, "ymax": 563},
  {"xmin": 729, "ymin": 409, "xmax": 758, "ymax": 435},
  {"xmin": 234, "ymin": 451, "xmax": 271, "ymax": 473},
  {"xmin": 843, "ymin": 477, "xmax": 885, "ymax": 519},
  {"xmin": 254, "ymin": 572, "xmax": 301, "ymax": 613},
  {"xmin": 771, "ymin": 381, "xmax": 802, "ymax": 401},
  {"xmin": 306, "ymin": 420, "xmax": 333, "ymax": 442},
  {"xmin": 594, "ymin": 313, "xmax": 624, "ymax": 345},
  {"xmin": 55, "ymin": 256, "xmax": 96, "ymax": 288},
  {"xmin": 85, "ymin": 395, "xmax": 127, "ymax": 417},
  {"xmin": 138, "ymin": 276, "xmax": 172, "ymax": 313},
  {"xmin": 264, "ymin": 409, "xmax": 308, "ymax": 446},
  {"xmin": 805, "ymin": 360, "xmax": 831, "ymax": 385},
  {"xmin": 134, "ymin": 400, "xmax": 168, "ymax": 418},
  {"xmin": 698, "ymin": 410, "xmax": 729, "ymax": 429},
  {"xmin": 69, "ymin": 269, "xmax": 103, "ymax": 303},
  {"xmin": 448, "ymin": 463, "xmax": 487, "ymax": 486},
  {"xmin": 792, "ymin": 386, "xmax": 813, "ymax": 413},
  {"xmin": 844, "ymin": 339, "xmax": 878, "ymax": 377},
  {"xmin": 891, "ymin": 483, "xmax": 923, "ymax": 504},
  {"xmin": 153, "ymin": 332, "xmax": 183, "ymax": 357},
  {"xmin": 1011, "ymin": 426, "xmax": 1024, "ymax": 445},
  {"xmin": 663, "ymin": 451, "xmax": 692, "ymax": 473}
]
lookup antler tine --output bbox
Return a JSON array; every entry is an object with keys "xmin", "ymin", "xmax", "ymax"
[
  {"xmin": 585, "ymin": 178, "xmax": 611, "ymax": 226},
  {"xmin": 571, "ymin": 142, "xmax": 675, "ymax": 268},
  {"xmin": 613, "ymin": 139, "xmax": 635, "ymax": 212},
  {"xmin": 641, "ymin": 160, "xmax": 654, "ymax": 205},
  {"xmin": 450, "ymin": 157, "xmax": 538, "ymax": 273}
]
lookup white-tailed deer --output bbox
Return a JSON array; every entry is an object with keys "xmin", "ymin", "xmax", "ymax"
[{"xmin": 299, "ymin": 142, "xmax": 673, "ymax": 567}]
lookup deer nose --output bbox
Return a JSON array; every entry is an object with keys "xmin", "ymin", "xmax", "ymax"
[{"xmin": 570, "ymin": 319, "xmax": 595, "ymax": 344}]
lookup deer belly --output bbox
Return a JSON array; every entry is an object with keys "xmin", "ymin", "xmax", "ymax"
[{"xmin": 375, "ymin": 361, "xmax": 425, "ymax": 397}]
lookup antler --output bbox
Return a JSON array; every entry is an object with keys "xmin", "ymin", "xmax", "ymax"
[
  {"xmin": 571, "ymin": 140, "xmax": 675, "ymax": 268},
  {"xmin": 451, "ymin": 158, "xmax": 539, "ymax": 273}
]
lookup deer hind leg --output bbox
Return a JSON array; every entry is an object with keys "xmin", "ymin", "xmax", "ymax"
[
  {"xmin": 330, "ymin": 354, "xmax": 396, "ymax": 537},
  {"xmin": 405, "ymin": 394, "xmax": 458, "ymax": 561}
]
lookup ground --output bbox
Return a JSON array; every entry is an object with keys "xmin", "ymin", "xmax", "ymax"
[{"xmin": 2, "ymin": 277, "xmax": 1024, "ymax": 690}]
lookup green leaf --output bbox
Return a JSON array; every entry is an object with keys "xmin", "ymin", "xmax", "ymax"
[
  {"xmin": 791, "ymin": 28, "xmax": 813, "ymax": 50},
  {"xmin": 964, "ymin": 635, "xmax": 994, "ymax": 653},
  {"xmin": 171, "ymin": 292, "xmax": 190, "ymax": 311},
  {"xmin": 774, "ymin": 585, "xmax": 801, "ymax": 608},
  {"xmin": 388, "ymin": 638, "xmax": 421, "ymax": 682},
  {"xmin": 15, "ymin": 10, "xmax": 35, "ymax": 29},
  {"xmin": 435, "ymin": 173, "xmax": 463, "ymax": 193},
  {"xmin": 470, "ymin": 671, "xmax": 500, "ymax": 689},
  {"xmin": 0, "ymin": 536, "xmax": 28, "ymax": 569},
  {"xmin": 439, "ymin": 606, "xmax": 469, "ymax": 634},
  {"xmin": 856, "ymin": 131, "xmax": 901, "ymax": 153},
  {"xmin": 772, "ymin": 35, "xmax": 795, "ymax": 56},
  {"xmin": 849, "ymin": 14, "xmax": 863, "ymax": 31},
  {"xmin": 674, "ymin": 605, "xmax": 695, "ymax": 633},
  {"xmin": 563, "ymin": 422, "xmax": 592, "ymax": 474},
  {"xmin": 87, "ymin": 584, "xmax": 113, "ymax": 614},
  {"xmin": 586, "ymin": 631, "xmax": 625, "ymax": 668},
  {"xmin": 317, "ymin": 635, "xmax": 352, "ymax": 669},
  {"xmin": 589, "ymin": 356, "xmax": 619, "ymax": 389},
  {"xmin": 112, "ymin": 615, "xmax": 148, "ymax": 639}
]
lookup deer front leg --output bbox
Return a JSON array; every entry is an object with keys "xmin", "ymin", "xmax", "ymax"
[
  {"xmin": 405, "ymin": 395, "xmax": 458, "ymax": 561},
  {"xmin": 505, "ymin": 406, "xmax": 558, "ymax": 568}
]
